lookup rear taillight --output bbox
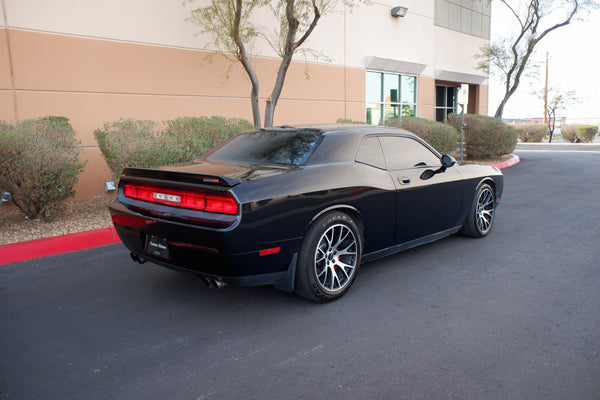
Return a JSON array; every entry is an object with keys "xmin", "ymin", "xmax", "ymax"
[{"xmin": 123, "ymin": 183, "xmax": 238, "ymax": 215}]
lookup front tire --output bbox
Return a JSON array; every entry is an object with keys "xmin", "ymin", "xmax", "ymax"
[
  {"xmin": 460, "ymin": 183, "xmax": 495, "ymax": 237},
  {"xmin": 294, "ymin": 211, "xmax": 362, "ymax": 302}
]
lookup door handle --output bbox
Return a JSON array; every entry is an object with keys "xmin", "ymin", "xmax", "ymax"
[{"xmin": 399, "ymin": 177, "xmax": 411, "ymax": 185}]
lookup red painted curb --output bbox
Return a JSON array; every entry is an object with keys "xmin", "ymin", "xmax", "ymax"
[
  {"xmin": 0, "ymin": 227, "xmax": 121, "ymax": 265},
  {"xmin": 491, "ymin": 154, "xmax": 520, "ymax": 169}
]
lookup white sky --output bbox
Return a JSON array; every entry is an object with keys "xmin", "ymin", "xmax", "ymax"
[{"xmin": 488, "ymin": 2, "xmax": 600, "ymax": 120}]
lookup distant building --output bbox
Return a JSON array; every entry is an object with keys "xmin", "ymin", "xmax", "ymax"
[
  {"xmin": 1, "ymin": 0, "xmax": 490, "ymax": 198},
  {"xmin": 566, "ymin": 117, "xmax": 600, "ymax": 126},
  {"xmin": 504, "ymin": 117, "xmax": 567, "ymax": 126}
]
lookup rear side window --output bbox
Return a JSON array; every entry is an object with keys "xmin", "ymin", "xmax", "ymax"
[
  {"xmin": 355, "ymin": 136, "xmax": 386, "ymax": 169},
  {"xmin": 207, "ymin": 130, "xmax": 321, "ymax": 166}
]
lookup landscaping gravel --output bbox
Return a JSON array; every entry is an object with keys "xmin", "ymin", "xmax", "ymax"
[{"xmin": 0, "ymin": 196, "xmax": 114, "ymax": 245}]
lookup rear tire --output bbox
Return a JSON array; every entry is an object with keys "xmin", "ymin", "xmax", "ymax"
[
  {"xmin": 460, "ymin": 183, "xmax": 495, "ymax": 238},
  {"xmin": 294, "ymin": 211, "xmax": 362, "ymax": 302}
]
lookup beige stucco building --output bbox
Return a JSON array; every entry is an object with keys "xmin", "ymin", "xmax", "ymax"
[{"xmin": 1, "ymin": 0, "xmax": 490, "ymax": 199}]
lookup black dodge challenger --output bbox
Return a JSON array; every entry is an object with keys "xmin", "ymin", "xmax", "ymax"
[{"xmin": 109, "ymin": 125, "xmax": 503, "ymax": 302}]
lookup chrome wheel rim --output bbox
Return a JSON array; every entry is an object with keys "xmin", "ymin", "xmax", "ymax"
[
  {"xmin": 476, "ymin": 187, "xmax": 495, "ymax": 234},
  {"xmin": 314, "ymin": 223, "xmax": 358, "ymax": 293}
]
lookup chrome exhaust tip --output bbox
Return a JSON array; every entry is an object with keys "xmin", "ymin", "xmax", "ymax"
[
  {"xmin": 198, "ymin": 275, "xmax": 227, "ymax": 289},
  {"xmin": 200, "ymin": 276, "xmax": 212, "ymax": 288},
  {"xmin": 212, "ymin": 279, "xmax": 227, "ymax": 289},
  {"xmin": 130, "ymin": 252, "xmax": 146, "ymax": 264}
]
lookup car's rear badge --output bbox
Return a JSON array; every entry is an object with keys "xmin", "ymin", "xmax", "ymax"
[{"xmin": 153, "ymin": 192, "xmax": 181, "ymax": 203}]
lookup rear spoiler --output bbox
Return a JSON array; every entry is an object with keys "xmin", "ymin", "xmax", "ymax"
[{"xmin": 122, "ymin": 167, "xmax": 240, "ymax": 188}]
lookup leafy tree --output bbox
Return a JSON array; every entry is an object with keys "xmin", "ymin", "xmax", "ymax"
[
  {"xmin": 475, "ymin": 0, "xmax": 598, "ymax": 119},
  {"xmin": 544, "ymin": 89, "xmax": 576, "ymax": 142},
  {"xmin": 187, "ymin": 0, "xmax": 364, "ymax": 128}
]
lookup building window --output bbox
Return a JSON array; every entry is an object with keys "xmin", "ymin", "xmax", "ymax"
[
  {"xmin": 366, "ymin": 71, "xmax": 417, "ymax": 126},
  {"xmin": 435, "ymin": 85, "xmax": 457, "ymax": 123},
  {"xmin": 434, "ymin": 0, "xmax": 491, "ymax": 39}
]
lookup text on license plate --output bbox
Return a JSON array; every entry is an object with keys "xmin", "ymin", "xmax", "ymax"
[{"xmin": 146, "ymin": 235, "xmax": 170, "ymax": 259}]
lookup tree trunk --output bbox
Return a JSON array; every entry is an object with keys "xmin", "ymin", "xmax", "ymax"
[
  {"xmin": 263, "ymin": 0, "xmax": 321, "ymax": 127},
  {"xmin": 264, "ymin": 100, "xmax": 275, "ymax": 128},
  {"xmin": 494, "ymin": 98, "xmax": 507, "ymax": 120},
  {"xmin": 249, "ymin": 79, "xmax": 261, "ymax": 128},
  {"xmin": 264, "ymin": 55, "xmax": 293, "ymax": 127},
  {"xmin": 232, "ymin": 0, "xmax": 262, "ymax": 128}
]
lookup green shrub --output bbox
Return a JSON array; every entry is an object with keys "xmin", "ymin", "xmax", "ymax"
[
  {"xmin": 560, "ymin": 125, "xmax": 579, "ymax": 143},
  {"xmin": 512, "ymin": 122, "xmax": 546, "ymax": 143},
  {"xmin": 576, "ymin": 125, "xmax": 598, "ymax": 143},
  {"xmin": 94, "ymin": 119, "xmax": 184, "ymax": 177},
  {"xmin": 163, "ymin": 116, "xmax": 254, "ymax": 160},
  {"xmin": 94, "ymin": 116, "xmax": 254, "ymax": 176},
  {"xmin": 385, "ymin": 116, "xmax": 458, "ymax": 155},
  {"xmin": 561, "ymin": 124, "xmax": 599, "ymax": 143},
  {"xmin": 447, "ymin": 114, "xmax": 517, "ymax": 160},
  {"xmin": 0, "ymin": 116, "xmax": 86, "ymax": 220}
]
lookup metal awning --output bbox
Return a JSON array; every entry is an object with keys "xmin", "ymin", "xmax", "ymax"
[
  {"xmin": 435, "ymin": 70, "xmax": 487, "ymax": 85},
  {"xmin": 366, "ymin": 56, "xmax": 427, "ymax": 75}
]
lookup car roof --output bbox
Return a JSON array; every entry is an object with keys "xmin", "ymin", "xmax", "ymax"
[
  {"xmin": 256, "ymin": 124, "xmax": 426, "ymax": 166},
  {"xmin": 262, "ymin": 124, "xmax": 419, "ymax": 140}
]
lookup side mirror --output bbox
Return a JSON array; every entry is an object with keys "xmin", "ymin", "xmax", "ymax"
[
  {"xmin": 441, "ymin": 155, "xmax": 456, "ymax": 168},
  {"xmin": 420, "ymin": 169, "xmax": 435, "ymax": 180},
  {"xmin": 420, "ymin": 155, "xmax": 456, "ymax": 180}
]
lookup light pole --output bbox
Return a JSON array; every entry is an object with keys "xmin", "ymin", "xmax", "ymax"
[{"xmin": 543, "ymin": 52, "xmax": 548, "ymax": 124}]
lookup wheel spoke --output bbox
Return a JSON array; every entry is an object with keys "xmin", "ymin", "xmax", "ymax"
[
  {"xmin": 336, "ymin": 261, "xmax": 354, "ymax": 277},
  {"xmin": 331, "ymin": 271, "xmax": 341, "ymax": 291},
  {"xmin": 333, "ymin": 228, "xmax": 350, "ymax": 249},
  {"xmin": 314, "ymin": 223, "xmax": 358, "ymax": 293},
  {"xmin": 476, "ymin": 188, "xmax": 494, "ymax": 233}
]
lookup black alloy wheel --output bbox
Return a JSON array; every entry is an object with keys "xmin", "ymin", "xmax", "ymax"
[
  {"xmin": 294, "ymin": 211, "xmax": 362, "ymax": 302},
  {"xmin": 460, "ymin": 183, "xmax": 496, "ymax": 238}
]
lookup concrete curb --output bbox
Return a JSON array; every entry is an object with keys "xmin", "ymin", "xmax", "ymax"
[
  {"xmin": 490, "ymin": 154, "xmax": 520, "ymax": 169},
  {"xmin": 1, "ymin": 227, "xmax": 121, "ymax": 265},
  {"xmin": 1, "ymin": 155, "xmax": 520, "ymax": 265}
]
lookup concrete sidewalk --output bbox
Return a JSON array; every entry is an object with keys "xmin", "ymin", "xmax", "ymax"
[{"xmin": 516, "ymin": 142, "xmax": 600, "ymax": 152}]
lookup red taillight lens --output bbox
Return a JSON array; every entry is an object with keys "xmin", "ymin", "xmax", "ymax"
[{"xmin": 123, "ymin": 183, "xmax": 238, "ymax": 215}]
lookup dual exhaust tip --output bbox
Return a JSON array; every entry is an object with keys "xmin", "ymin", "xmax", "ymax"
[
  {"xmin": 129, "ymin": 252, "xmax": 227, "ymax": 289},
  {"xmin": 199, "ymin": 276, "xmax": 227, "ymax": 289}
]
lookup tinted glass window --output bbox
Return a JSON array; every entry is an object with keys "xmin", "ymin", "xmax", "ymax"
[
  {"xmin": 207, "ymin": 130, "xmax": 321, "ymax": 165},
  {"xmin": 366, "ymin": 71, "xmax": 417, "ymax": 125},
  {"xmin": 379, "ymin": 136, "xmax": 440, "ymax": 170},
  {"xmin": 355, "ymin": 136, "xmax": 386, "ymax": 169}
]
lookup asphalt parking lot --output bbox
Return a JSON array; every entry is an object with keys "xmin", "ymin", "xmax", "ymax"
[{"xmin": 1, "ymin": 146, "xmax": 599, "ymax": 400}]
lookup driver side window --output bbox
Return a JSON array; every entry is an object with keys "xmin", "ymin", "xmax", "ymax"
[{"xmin": 379, "ymin": 136, "xmax": 440, "ymax": 170}]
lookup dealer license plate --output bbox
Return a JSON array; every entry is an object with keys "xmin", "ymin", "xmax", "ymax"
[{"xmin": 146, "ymin": 235, "xmax": 170, "ymax": 259}]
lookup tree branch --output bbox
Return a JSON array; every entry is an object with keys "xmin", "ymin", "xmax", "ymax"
[
  {"xmin": 294, "ymin": 0, "xmax": 321, "ymax": 50},
  {"xmin": 498, "ymin": 0, "xmax": 525, "ymax": 29},
  {"xmin": 232, "ymin": 0, "xmax": 262, "ymax": 127}
]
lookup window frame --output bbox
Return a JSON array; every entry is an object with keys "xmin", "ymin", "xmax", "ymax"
[
  {"xmin": 366, "ymin": 71, "xmax": 418, "ymax": 126},
  {"xmin": 435, "ymin": 84, "xmax": 458, "ymax": 123},
  {"xmin": 355, "ymin": 134, "xmax": 441, "ymax": 172}
]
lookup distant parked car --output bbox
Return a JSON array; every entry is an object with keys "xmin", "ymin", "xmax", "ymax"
[{"xmin": 109, "ymin": 125, "xmax": 503, "ymax": 302}]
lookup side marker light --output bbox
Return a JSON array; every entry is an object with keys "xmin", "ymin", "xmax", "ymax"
[{"xmin": 259, "ymin": 247, "xmax": 281, "ymax": 256}]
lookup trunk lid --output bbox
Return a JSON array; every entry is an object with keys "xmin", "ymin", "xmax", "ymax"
[{"xmin": 122, "ymin": 159, "xmax": 300, "ymax": 188}]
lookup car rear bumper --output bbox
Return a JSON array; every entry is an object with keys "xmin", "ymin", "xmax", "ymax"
[{"xmin": 109, "ymin": 201, "xmax": 300, "ymax": 288}]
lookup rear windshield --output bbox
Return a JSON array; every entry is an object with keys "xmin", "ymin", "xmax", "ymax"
[{"xmin": 207, "ymin": 130, "xmax": 321, "ymax": 166}]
